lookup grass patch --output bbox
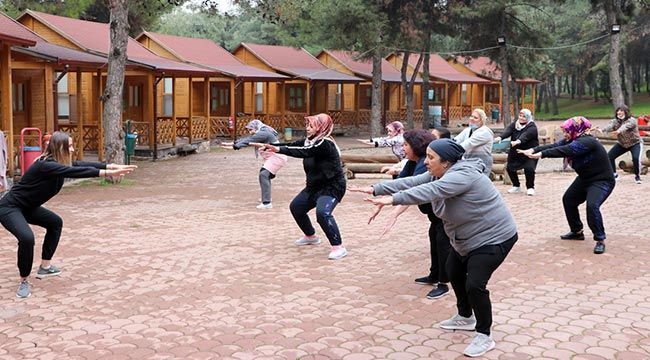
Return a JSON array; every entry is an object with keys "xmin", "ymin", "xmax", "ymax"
[{"xmin": 536, "ymin": 93, "xmax": 650, "ymax": 120}]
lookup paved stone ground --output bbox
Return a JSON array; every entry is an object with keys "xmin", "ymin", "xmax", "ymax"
[{"xmin": 1, "ymin": 136, "xmax": 649, "ymax": 359}]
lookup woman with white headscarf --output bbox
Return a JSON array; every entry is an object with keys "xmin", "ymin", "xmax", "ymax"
[
  {"xmin": 221, "ymin": 119, "xmax": 288, "ymax": 209},
  {"xmin": 494, "ymin": 109, "xmax": 539, "ymax": 195}
]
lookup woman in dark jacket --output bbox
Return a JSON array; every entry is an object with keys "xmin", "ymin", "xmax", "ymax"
[
  {"xmin": 0, "ymin": 132, "xmax": 136, "ymax": 298},
  {"xmin": 495, "ymin": 108, "xmax": 539, "ymax": 195},
  {"xmin": 520, "ymin": 116, "xmax": 615, "ymax": 254},
  {"xmin": 252, "ymin": 114, "xmax": 348, "ymax": 260}
]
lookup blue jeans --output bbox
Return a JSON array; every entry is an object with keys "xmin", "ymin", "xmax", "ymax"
[
  {"xmin": 289, "ymin": 189, "xmax": 342, "ymax": 246},
  {"xmin": 608, "ymin": 142, "xmax": 642, "ymax": 177}
]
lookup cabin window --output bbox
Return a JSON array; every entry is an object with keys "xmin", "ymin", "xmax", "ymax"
[
  {"xmin": 360, "ymin": 85, "xmax": 372, "ymax": 110},
  {"xmin": 12, "ymin": 83, "xmax": 25, "ymax": 112},
  {"xmin": 255, "ymin": 82, "xmax": 264, "ymax": 113},
  {"xmin": 328, "ymin": 83, "xmax": 342, "ymax": 111},
  {"xmin": 287, "ymin": 84, "xmax": 306, "ymax": 112},
  {"xmin": 129, "ymin": 85, "xmax": 140, "ymax": 107},
  {"xmin": 163, "ymin": 77, "xmax": 173, "ymax": 116},
  {"xmin": 210, "ymin": 82, "xmax": 230, "ymax": 116},
  {"xmin": 56, "ymin": 72, "xmax": 69, "ymax": 118},
  {"xmin": 461, "ymin": 84, "xmax": 468, "ymax": 104}
]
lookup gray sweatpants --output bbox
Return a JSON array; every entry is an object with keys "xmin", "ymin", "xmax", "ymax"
[{"xmin": 259, "ymin": 168, "xmax": 275, "ymax": 204}]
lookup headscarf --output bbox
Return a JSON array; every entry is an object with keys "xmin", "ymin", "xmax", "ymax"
[
  {"xmin": 428, "ymin": 138, "xmax": 465, "ymax": 163},
  {"xmin": 245, "ymin": 119, "xmax": 264, "ymax": 132},
  {"xmin": 516, "ymin": 109, "xmax": 534, "ymax": 131},
  {"xmin": 305, "ymin": 113, "xmax": 334, "ymax": 143},
  {"xmin": 387, "ymin": 121, "xmax": 405, "ymax": 135},
  {"xmin": 561, "ymin": 116, "xmax": 591, "ymax": 141}
]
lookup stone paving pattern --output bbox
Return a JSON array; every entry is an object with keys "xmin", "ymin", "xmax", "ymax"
[{"xmin": 0, "ymin": 137, "xmax": 649, "ymax": 359}]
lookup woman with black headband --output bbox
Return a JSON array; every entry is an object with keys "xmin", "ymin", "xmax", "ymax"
[{"xmin": 361, "ymin": 138, "xmax": 518, "ymax": 358}]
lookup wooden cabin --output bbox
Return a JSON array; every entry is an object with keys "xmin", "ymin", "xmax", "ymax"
[
  {"xmin": 18, "ymin": 10, "xmax": 217, "ymax": 158},
  {"xmin": 1, "ymin": 11, "xmax": 38, "ymax": 176},
  {"xmin": 386, "ymin": 53, "xmax": 490, "ymax": 123},
  {"xmin": 317, "ymin": 49, "xmax": 424, "ymax": 129},
  {"xmin": 448, "ymin": 56, "xmax": 540, "ymax": 119},
  {"xmin": 136, "ymin": 31, "xmax": 288, "ymax": 137},
  {"xmin": 232, "ymin": 43, "xmax": 363, "ymax": 133}
]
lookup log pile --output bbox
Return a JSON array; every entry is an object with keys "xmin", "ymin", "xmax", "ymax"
[
  {"xmin": 490, "ymin": 153, "xmax": 511, "ymax": 184},
  {"xmin": 341, "ymin": 154, "xmax": 399, "ymax": 179},
  {"xmin": 618, "ymin": 159, "xmax": 650, "ymax": 175}
]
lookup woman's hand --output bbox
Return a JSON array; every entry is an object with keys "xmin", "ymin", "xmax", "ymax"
[
  {"xmin": 517, "ymin": 148, "xmax": 541, "ymax": 159},
  {"xmin": 357, "ymin": 139, "xmax": 372, "ymax": 145},
  {"xmin": 220, "ymin": 141, "xmax": 234, "ymax": 149},
  {"xmin": 107, "ymin": 164, "xmax": 138, "ymax": 171},
  {"xmin": 494, "ymin": 136, "xmax": 502, "ymax": 143},
  {"xmin": 250, "ymin": 143, "xmax": 279, "ymax": 152},
  {"xmin": 347, "ymin": 185, "xmax": 374, "ymax": 194},
  {"xmin": 380, "ymin": 166, "xmax": 400, "ymax": 176},
  {"xmin": 364, "ymin": 195, "xmax": 393, "ymax": 206},
  {"xmin": 510, "ymin": 140, "xmax": 521, "ymax": 147}
]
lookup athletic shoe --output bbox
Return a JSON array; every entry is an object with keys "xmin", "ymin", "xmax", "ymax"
[
  {"xmin": 560, "ymin": 231, "xmax": 585, "ymax": 240},
  {"xmin": 414, "ymin": 275, "xmax": 437, "ymax": 285},
  {"xmin": 35, "ymin": 265, "xmax": 61, "ymax": 279},
  {"xmin": 295, "ymin": 235, "xmax": 321, "ymax": 246},
  {"xmin": 256, "ymin": 203, "xmax": 273, "ymax": 209},
  {"xmin": 464, "ymin": 333, "xmax": 496, "ymax": 357},
  {"xmin": 635, "ymin": 176, "xmax": 642, "ymax": 184},
  {"xmin": 16, "ymin": 280, "xmax": 31, "ymax": 298},
  {"xmin": 328, "ymin": 246, "xmax": 348, "ymax": 260},
  {"xmin": 526, "ymin": 188, "xmax": 535, "ymax": 196},
  {"xmin": 426, "ymin": 283, "xmax": 449, "ymax": 299},
  {"xmin": 507, "ymin": 187, "xmax": 520, "ymax": 194},
  {"xmin": 439, "ymin": 314, "xmax": 476, "ymax": 331},
  {"xmin": 594, "ymin": 241, "xmax": 606, "ymax": 254}
]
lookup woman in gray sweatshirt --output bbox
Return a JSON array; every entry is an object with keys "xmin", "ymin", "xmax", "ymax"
[{"xmin": 362, "ymin": 138, "xmax": 517, "ymax": 358}]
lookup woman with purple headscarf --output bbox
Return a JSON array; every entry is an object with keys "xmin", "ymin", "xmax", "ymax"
[{"xmin": 519, "ymin": 116, "xmax": 615, "ymax": 254}]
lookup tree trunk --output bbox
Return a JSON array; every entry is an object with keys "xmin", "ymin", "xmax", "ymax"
[
  {"xmin": 571, "ymin": 73, "xmax": 576, "ymax": 99},
  {"xmin": 535, "ymin": 82, "xmax": 544, "ymax": 111},
  {"xmin": 543, "ymin": 81, "xmax": 550, "ymax": 114},
  {"xmin": 605, "ymin": 0, "xmax": 624, "ymax": 108},
  {"xmin": 400, "ymin": 51, "xmax": 423, "ymax": 129},
  {"xmin": 550, "ymin": 74, "xmax": 559, "ymax": 115},
  {"xmin": 646, "ymin": 60, "xmax": 649, "ymax": 94},
  {"xmin": 499, "ymin": 46, "xmax": 511, "ymax": 125},
  {"xmin": 103, "ymin": 0, "xmax": 129, "ymax": 164},
  {"xmin": 370, "ymin": 47, "xmax": 383, "ymax": 137},
  {"xmin": 623, "ymin": 46, "xmax": 634, "ymax": 106},
  {"xmin": 421, "ymin": 34, "xmax": 431, "ymax": 129},
  {"xmin": 511, "ymin": 76, "xmax": 520, "ymax": 116},
  {"xmin": 593, "ymin": 75, "xmax": 599, "ymax": 102}
]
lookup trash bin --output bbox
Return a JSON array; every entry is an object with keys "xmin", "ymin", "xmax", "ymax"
[
  {"xmin": 20, "ymin": 127, "xmax": 42, "ymax": 174},
  {"xmin": 284, "ymin": 127, "xmax": 293, "ymax": 141},
  {"xmin": 491, "ymin": 108, "xmax": 500, "ymax": 122},
  {"xmin": 124, "ymin": 133, "xmax": 137, "ymax": 165}
]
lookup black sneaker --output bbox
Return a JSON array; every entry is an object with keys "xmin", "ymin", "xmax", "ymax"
[
  {"xmin": 594, "ymin": 241, "xmax": 605, "ymax": 254},
  {"xmin": 560, "ymin": 231, "xmax": 585, "ymax": 240},
  {"xmin": 426, "ymin": 283, "xmax": 449, "ymax": 299},
  {"xmin": 414, "ymin": 275, "xmax": 437, "ymax": 285}
]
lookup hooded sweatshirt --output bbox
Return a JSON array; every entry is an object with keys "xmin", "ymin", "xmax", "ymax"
[
  {"xmin": 454, "ymin": 125, "xmax": 494, "ymax": 174},
  {"xmin": 372, "ymin": 158, "xmax": 517, "ymax": 256},
  {"xmin": 233, "ymin": 125, "xmax": 279, "ymax": 149}
]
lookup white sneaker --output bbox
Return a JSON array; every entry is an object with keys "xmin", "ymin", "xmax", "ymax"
[
  {"xmin": 439, "ymin": 314, "xmax": 476, "ymax": 331},
  {"xmin": 328, "ymin": 246, "xmax": 348, "ymax": 260},
  {"xmin": 464, "ymin": 333, "xmax": 496, "ymax": 357},
  {"xmin": 256, "ymin": 203, "xmax": 272, "ymax": 209},
  {"xmin": 295, "ymin": 235, "xmax": 321, "ymax": 246},
  {"xmin": 526, "ymin": 188, "xmax": 535, "ymax": 196},
  {"xmin": 507, "ymin": 187, "xmax": 520, "ymax": 194}
]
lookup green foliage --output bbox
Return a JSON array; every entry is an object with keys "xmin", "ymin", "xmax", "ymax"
[
  {"xmin": 83, "ymin": 0, "xmax": 187, "ymax": 36},
  {"xmin": 1, "ymin": 0, "xmax": 94, "ymax": 18},
  {"xmin": 536, "ymin": 93, "xmax": 650, "ymax": 119}
]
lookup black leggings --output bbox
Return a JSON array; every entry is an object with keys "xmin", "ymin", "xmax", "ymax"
[
  {"xmin": 446, "ymin": 234, "xmax": 517, "ymax": 336},
  {"xmin": 427, "ymin": 214, "xmax": 451, "ymax": 283},
  {"xmin": 0, "ymin": 205, "xmax": 63, "ymax": 278}
]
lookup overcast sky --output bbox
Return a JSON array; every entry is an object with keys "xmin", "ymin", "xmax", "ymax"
[{"xmin": 185, "ymin": 0, "xmax": 237, "ymax": 13}]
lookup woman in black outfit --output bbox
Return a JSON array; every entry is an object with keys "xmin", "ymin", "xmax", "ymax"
[
  {"xmin": 520, "ymin": 116, "xmax": 615, "ymax": 254},
  {"xmin": 252, "ymin": 114, "xmax": 348, "ymax": 260},
  {"xmin": 0, "ymin": 132, "xmax": 137, "ymax": 298},
  {"xmin": 495, "ymin": 108, "xmax": 539, "ymax": 195}
]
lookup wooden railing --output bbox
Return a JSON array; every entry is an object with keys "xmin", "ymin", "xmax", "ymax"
[
  {"xmin": 131, "ymin": 121, "xmax": 151, "ymax": 146},
  {"xmin": 191, "ymin": 116, "xmax": 209, "ymax": 140},
  {"xmin": 58, "ymin": 124, "xmax": 100, "ymax": 151}
]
